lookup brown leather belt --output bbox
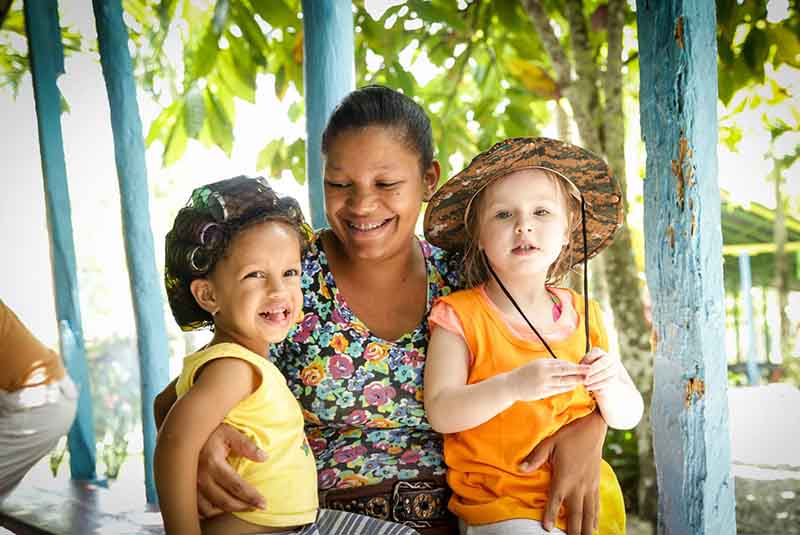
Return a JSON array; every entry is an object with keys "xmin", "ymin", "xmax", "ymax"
[{"xmin": 318, "ymin": 478, "xmax": 458, "ymax": 535}]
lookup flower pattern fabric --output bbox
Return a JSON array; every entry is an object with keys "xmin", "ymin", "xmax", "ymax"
[{"xmin": 270, "ymin": 231, "xmax": 461, "ymax": 490}]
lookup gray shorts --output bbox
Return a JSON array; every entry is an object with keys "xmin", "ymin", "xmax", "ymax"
[
  {"xmin": 460, "ymin": 518, "xmax": 568, "ymax": 535},
  {"xmin": 0, "ymin": 375, "xmax": 77, "ymax": 501}
]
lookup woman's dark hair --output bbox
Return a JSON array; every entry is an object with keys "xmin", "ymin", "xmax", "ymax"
[
  {"xmin": 164, "ymin": 176, "xmax": 311, "ymax": 332},
  {"xmin": 321, "ymin": 85, "xmax": 434, "ymax": 172}
]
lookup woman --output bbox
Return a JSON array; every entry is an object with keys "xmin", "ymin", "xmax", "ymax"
[{"xmin": 154, "ymin": 86, "xmax": 607, "ymax": 535}]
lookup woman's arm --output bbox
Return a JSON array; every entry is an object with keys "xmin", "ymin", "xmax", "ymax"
[
  {"xmin": 582, "ymin": 348, "xmax": 644, "ymax": 430},
  {"xmin": 520, "ymin": 409, "xmax": 607, "ymax": 535},
  {"xmin": 154, "ymin": 358, "xmax": 258, "ymax": 535},
  {"xmin": 424, "ymin": 327, "xmax": 590, "ymax": 434}
]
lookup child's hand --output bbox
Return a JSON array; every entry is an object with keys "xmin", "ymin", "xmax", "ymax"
[
  {"xmin": 581, "ymin": 347, "xmax": 622, "ymax": 393},
  {"xmin": 509, "ymin": 358, "xmax": 590, "ymax": 402}
]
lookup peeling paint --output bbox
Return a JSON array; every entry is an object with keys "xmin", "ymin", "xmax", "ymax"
[
  {"xmin": 685, "ymin": 377, "xmax": 705, "ymax": 407},
  {"xmin": 675, "ymin": 16, "xmax": 685, "ymax": 48},
  {"xmin": 691, "ymin": 213, "xmax": 696, "ymax": 236},
  {"xmin": 671, "ymin": 135, "xmax": 694, "ymax": 210},
  {"xmin": 667, "ymin": 225, "xmax": 675, "ymax": 248}
]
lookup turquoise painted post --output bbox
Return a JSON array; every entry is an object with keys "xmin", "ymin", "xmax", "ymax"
[
  {"xmin": 637, "ymin": 1, "xmax": 737, "ymax": 534},
  {"xmin": 738, "ymin": 253, "xmax": 760, "ymax": 385},
  {"xmin": 22, "ymin": 0, "xmax": 97, "ymax": 481},
  {"xmin": 301, "ymin": 0, "xmax": 355, "ymax": 228},
  {"xmin": 92, "ymin": 0, "xmax": 169, "ymax": 503}
]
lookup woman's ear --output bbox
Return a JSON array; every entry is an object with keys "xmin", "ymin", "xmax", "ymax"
[
  {"xmin": 422, "ymin": 160, "xmax": 441, "ymax": 201},
  {"xmin": 190, "ymin": 279, "xmax": 218, "ymax": 315}
]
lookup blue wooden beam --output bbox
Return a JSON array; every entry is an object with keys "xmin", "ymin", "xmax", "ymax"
[
  {"xmin": 738, "ymin": 253, "xmax": 760, "ymax": 385},
  {"xmin": 22, "ymin": 0, "xmax": 97, "ymax": 482},
  {"xmin": 301, "ymin": 0, "xmax": 355, "ymax": 228},
  {"xmin": 637, "ymin": 1, "xmax": 737, "ymax": 533},
  {"xmin": 92, "ymin": 0, "xmax": 170, "ymax": 504}
]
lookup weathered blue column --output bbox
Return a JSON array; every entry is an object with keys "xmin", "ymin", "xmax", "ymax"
[
  {"xmin": 738, "ymin": 253, "xmax": 760, "ymax": 385},
  {"xmin": 92, "ymin": 0, "xmax": 170, "ymax": 503},
  {"xmin": 637, "ymin": 1, "xmax": 737, "ymax": 534},
  {"xmin": 23, "ymin": 0, "xmax": 97, "ymax": 481},
  {"xmin": 301, "ymin": 0, "xmax": 355, "ymax": 228}
]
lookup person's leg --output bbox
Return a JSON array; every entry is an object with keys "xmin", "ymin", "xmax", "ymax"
[
  {"xmin": 463, "ymin": 519, "xmax": 568, "ymax": 535},
  {"xmin": 316, "ymin": 508, "xmax": 420, "ymax": 535},
  {"xmin": 0, "ymin": 375, "xmax": 77, "ymax": 501}
]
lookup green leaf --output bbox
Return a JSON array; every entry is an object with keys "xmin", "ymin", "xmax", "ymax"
[
  {"xmin": 205, "ymin": 89, "xmax": 234, "ymax": 156},
  {"xmin": 183, "ymin": 86, "xmax": 205, "ymax": 139},
  {"xmin": 770, "ymin": 24, "xmax": 800, "ymax": 68},
  {"xmin": 163, "ymin": 108, "xmax": 188, "ymax": 167},
  {"xmin": 145, "ymin": 101, "xmax": 178, "ymax": 146},
  {"xmin": 217, "ymin": 49, "xmax": 256, "ymax": 102},
  {"xmin": 742, "ymin": 26, "xmax": 769, "ymax": 82},
  {"xmin": 257, "ymin": 139, "xmax": 283, "ymax": 172},
  {"xmin": 189, "ymin": 15, "xmax": 223, "ymax": 80},
  {"xmin": 407, "ymin": 0, "xmax": 467, "ymax": 32},
  {"xmin": 288, "ymin": 101, "xmax": 304, "ymax": 122},
  {"xmin": 230, "ymin": 3, "xmax": 269, "ymax": 66},
  {"xmin": 251, "ymin": 0, "xmax": 298, "ymax": 29}
]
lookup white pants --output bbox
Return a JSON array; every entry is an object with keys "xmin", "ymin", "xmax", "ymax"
[
  {"xmin": 461, "ymin": 518, "xmax": 568, "ymax": 535},
  {"xmin": 0, "ymin": 375, "xmax": 77, "ymax": 501}
]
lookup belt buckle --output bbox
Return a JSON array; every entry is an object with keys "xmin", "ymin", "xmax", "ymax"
[{"xmin": 391, "ymin": 480, "xmax": 444, "ymax": 528}]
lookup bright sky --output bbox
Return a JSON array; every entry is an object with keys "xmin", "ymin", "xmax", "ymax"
[{"xmin": 0, "ymin": 1, "xmax": 796, "ymax": 350}]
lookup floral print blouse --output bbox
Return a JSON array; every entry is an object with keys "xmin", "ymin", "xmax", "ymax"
[{"xmin": 270, "ymin": 231, "xmax": 461, "ymax": 490}]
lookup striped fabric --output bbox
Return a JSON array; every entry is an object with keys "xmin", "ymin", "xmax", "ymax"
[{"xmin": 316, "ymin": 508, "xmax": 420, "ymax": 535}]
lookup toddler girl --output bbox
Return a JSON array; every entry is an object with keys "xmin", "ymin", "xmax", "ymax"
[
  {"xmin": 422, "ymin": 138, "xmax": 644, "ymax": 535},
  {"xmin": 156, "ymin": 176, "xmax": 419, "ymax": 535}
]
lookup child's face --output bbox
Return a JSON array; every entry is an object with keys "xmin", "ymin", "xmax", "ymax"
[
  {"xmin": 478, "ymin": 169, "xmax": 570, "ymax": 280},
  {"xmin": 206, "ymin": 221, "xmax": 303, "ymax": 350},
  {"xmin": 323, "ymin": 126, "xmax": 438, "ymax": 261}
]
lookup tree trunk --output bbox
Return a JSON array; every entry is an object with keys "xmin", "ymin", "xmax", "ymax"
[
  {"xmin": 522, "ymin": 0, "xmax": 657, "ymax": 522},
  {"xmin": 773, "ymin": 159, "xmax": 790, "ymax": 361}
]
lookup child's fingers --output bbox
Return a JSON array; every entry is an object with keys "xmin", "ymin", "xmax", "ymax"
[
  {"xmin": 585, "ymin": 375, "xmax": 616, "ymax": 391},
  {"xmin": 579, "ymin": 347, "xmax": 605, "ymax": 365}
]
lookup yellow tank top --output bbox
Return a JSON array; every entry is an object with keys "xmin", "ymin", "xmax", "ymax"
[{"xmin": 176, "ymin": 342, "xmax": 318, "ymax": 527}]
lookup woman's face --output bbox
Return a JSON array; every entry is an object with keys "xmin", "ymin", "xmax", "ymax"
[{"xmin": 323, "ymin": 126, "xmax": 439, "ymax": 262}]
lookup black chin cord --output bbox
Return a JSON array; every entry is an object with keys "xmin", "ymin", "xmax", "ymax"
[
  {"xmin": 484, "ymin": 252, "xmax": 559, "ymax": 359},
  {"xmin": 483, "ymin": 195, "xmax": 591, "ymax": 357}
]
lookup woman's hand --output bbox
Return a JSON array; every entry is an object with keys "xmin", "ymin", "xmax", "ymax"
[
  {"xmin": 508, "ymin": 358, "xmax": 590, "ymax": 402},
  {"xmin": 196, "ymin": 423, "xmax": 268, "ymax": 518},
  {"xmin": 519, "ymin": 410, "xmax": 606, "ymax": 535}
]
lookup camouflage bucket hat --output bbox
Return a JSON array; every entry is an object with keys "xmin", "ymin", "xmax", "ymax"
[
  {"xmin": 423, "ymin": 137, "xmax": 623, "ymax": 266},
  {"xmin": 164, "ymin": 175, "xmax": 312, "ymax": 331}
]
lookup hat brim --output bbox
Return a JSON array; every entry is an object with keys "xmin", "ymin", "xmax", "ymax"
[{"xmin": 423, "ymin": 137, "xmax": 623, "ymax": 266}]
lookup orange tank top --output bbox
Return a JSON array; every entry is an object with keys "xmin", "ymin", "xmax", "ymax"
[{"xmin": 437, "ymin": 287, "xmax": 625, "ymax": 533}]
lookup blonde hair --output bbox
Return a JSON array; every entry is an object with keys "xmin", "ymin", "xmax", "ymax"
[{"xmin": 461, "ymin": 169, "xmax": 582, "ymax": 288}]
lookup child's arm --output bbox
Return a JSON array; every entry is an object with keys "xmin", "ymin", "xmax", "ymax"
[
  {"xmin": 424, "ymin": 326, "xmax": 590, "ymax": 434},
  {"xmin": 154, "ymin": 358, "xmax": 259, "ymax": 535},
  {"xmin": 582, "ymin": 347, "xmax": 643, "ymax": 430}
]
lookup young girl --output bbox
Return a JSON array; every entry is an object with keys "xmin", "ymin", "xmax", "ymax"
[
  {"xmin": 156, "ymin": 176, "xmax": 419, "ymax": 535},
  {"xmin": 422, "ymin": 137, "xmax": 644, "ymax": 535}
]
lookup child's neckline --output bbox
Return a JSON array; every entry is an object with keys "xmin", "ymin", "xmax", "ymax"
[{"xmin": 477, "ymin": 285, "xmax": 578, "ymax": 343}]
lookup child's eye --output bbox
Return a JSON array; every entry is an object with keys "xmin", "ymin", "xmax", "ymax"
[
  {"xmin": 495, "ymin": 210, "xmax": 512, "ymax": 219},
  {"xmin": 324, "ymin": 180, "xmax": 350, "ymax": 189},
  {"xmin": 246, "ymin": 271, "xmax": 266, "ymax": 279},
  {"xmin": 284, "ymin": 268, "xmax": 299, "ymax": 277},
  {"xmin": 534, "ymin": 208, "xmax": 551, "ymax": 216},
  {"xmin": 377, "ymin": 181, "xmax": 400, "ymax": 189}
]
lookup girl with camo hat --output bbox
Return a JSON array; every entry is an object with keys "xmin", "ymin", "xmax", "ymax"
[
  {"xmin": 156, "ymin": 176, "xmax": 418, "ymax": 535},
  {"xmin": 422, "ymin": 138, "xmax": 643, "ymax": 535}
]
